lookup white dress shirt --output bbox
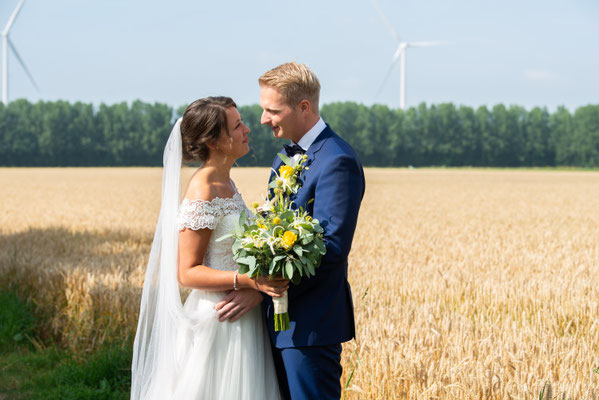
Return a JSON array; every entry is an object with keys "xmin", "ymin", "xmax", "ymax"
[{"xmin": 295, "ymin": 117, "xmax": 326, "ymax": 152}]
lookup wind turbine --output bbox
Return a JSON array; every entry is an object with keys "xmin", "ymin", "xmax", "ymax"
[
  {"xmin": 2, "ymin": 0, "xmax": 39, "ymax": 104},
  {"xmin": 372, "ymin": 0, "xmax": 442, "ymax": 110}
]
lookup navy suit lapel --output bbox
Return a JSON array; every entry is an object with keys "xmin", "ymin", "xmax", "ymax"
[
  {"xmin": 304, "ymin": 124, "xmax": 331, "ymax": 163},
  {"xmin": 294, "ymin": 125, "xmax": 328, "ymax": 190},
  {"xmin": 300, "ymin": 125, "xmax": 332, "ymax": 180},
  {"xmin": 293, "ymin": 126, "xmax": 333, "ymax": 208}
]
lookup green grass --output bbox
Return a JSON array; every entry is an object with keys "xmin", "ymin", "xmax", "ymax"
[
  {"xmin": 0, "ymin": 290, "xmax": 131, "ymax": 400},
  {"xmin": 0, "ymin": 290, "xmax": 36, "ymax": 350}
]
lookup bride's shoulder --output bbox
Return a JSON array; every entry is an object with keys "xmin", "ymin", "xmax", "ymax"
[
  {"xmin": 183, "ymin": 169, "xmax": 219, "ymax": 203},
  {"xmin": 182, "ymin": 168, "xmax": 239, "ymax": 204},
  {"xmin": 177, "ymin": 173, "xmax": 221, "ymax": 231},
  {"xmin": 177, "ymin": 172, "xmax": 244, "ymax": 231}
]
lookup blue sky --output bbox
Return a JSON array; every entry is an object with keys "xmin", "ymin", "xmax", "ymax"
[{"xmin": 1, "ymin": 0, "xmax": 598, "ymax": 111}]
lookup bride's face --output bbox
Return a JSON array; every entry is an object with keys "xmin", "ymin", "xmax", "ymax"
[{"xmin": 214, "ymin": 106, "xmax": 250, "ymax": 160}]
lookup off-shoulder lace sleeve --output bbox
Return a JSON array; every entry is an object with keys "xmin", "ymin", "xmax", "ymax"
[
  {"xmin": 176, "ymin": 193, "xmax": 247, "ymax": 231},
  {"xmin": 177, "ymin": 199, "xmax": 220, "ymax": 230}
]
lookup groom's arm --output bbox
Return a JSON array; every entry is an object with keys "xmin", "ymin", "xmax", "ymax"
[{"xmin": 313, "ymin": 153, "xmax": 364, "ymax": 270}]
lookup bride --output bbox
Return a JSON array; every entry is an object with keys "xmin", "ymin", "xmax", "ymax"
[{"xmin": 131, "ymin": 96, "xmax": 284, "ymax": 399}]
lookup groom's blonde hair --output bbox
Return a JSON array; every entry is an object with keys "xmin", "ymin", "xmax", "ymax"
[{"xmin": 259, "ymin": 62, "xmax": 320, "ymax": 112}]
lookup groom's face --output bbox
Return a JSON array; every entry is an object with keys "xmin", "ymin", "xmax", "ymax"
[{"xmin": 259, "ymin": 85, "xmax": 303, "ymax": 141}]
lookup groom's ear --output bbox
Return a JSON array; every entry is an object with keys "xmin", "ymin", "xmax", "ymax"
[{"xmin": 299, "ymin": 99, "xmax": 311, "ymax": 113}]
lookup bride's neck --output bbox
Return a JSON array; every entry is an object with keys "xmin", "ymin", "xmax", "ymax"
[{"xmin": 201, "ymin": 157, "xmax": 233, "ymax": 182}]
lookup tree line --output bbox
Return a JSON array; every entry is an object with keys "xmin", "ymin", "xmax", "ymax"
[{"xmin": 0, "ymin": 99, "xmax": 598, "ymax": 167}]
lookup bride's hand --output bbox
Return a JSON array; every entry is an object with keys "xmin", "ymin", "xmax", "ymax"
[{"xmin": 253, "ymin": 275, "xmax": 289, "ymax": 297}]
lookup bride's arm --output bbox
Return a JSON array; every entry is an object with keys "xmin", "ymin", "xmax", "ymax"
[{"xmin": 177, "ymin": 227, "xmax": 289, "ymax": 296}]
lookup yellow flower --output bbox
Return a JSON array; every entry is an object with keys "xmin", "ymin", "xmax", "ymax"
[
  {"xmin": 282, "ymin": 231, "xmax": 297, "ymax": 248},
  {"xmin": 305, "ymin": 215, "xmax": 312, "ymax": 222},
  {"xmin": 258, "ymin": 222, "xmax": 266, "ymax": 229},
  {"xmin": 273, "ymin": 217, "xmax": 281, "ymax": 225},
  {"xmin": 279, "ymin": 165, "xmax": 294, "ymax": 179},
  {"xmin": 251, "ymin": 201, "xmax": 260, "ymax": 209}
]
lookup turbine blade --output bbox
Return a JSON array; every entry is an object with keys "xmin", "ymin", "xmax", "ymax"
[
  {"xmin": 375, "ymin": 51, "xmax": 402, "ymax": 99},
  {"xmin": 2, "ymin": 0, "xmax": 26, "ymax": 36},
  {"xmin": 370, "ymin": 0, "xmax": 401, "ymax": 44},
  {"xmin": 8, "ymin": 38, "xmax": 39, "ymax": 92},
  {"xmin": 408, "ymin": 41, "xmax": 444, "ymax": 48}
]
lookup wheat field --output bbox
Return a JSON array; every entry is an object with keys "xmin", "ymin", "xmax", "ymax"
[{"xmin": 1, "ymin": 167, "xmax": 598, "ymax": 399}]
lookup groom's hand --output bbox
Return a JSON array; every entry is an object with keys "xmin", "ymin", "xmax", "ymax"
[{"xmin": 214, "ymin": 289, "xmax": 263, "ymax": 322}]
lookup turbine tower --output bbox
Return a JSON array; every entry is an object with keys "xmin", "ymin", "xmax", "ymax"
[
  {"xmin": 2, "ymin": 0, "xmax": 39, "ymax": 104},
  {"xmin": 372, "ymin": 0, "xmax": 442, "ymax": 110}
]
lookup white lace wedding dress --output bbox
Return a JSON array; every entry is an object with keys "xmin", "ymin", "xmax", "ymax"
[{"xmin": 145, "ymin": 189, "xmax": 281, "ymax": 399}]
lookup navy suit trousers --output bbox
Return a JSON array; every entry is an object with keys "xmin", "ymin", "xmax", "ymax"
[{"xmin": 271, "ymin": 343, "xmax": 343, "ymax": 400}]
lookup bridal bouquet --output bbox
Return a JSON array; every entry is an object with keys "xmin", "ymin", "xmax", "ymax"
[{"xmin": 219, "ymin": 153, "xmax": 326, "ymax": 331}]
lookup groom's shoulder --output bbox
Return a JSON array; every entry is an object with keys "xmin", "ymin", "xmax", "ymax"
[{"xmin": 320, "ymin": 126, "xmax": 361, "ymax": 163}]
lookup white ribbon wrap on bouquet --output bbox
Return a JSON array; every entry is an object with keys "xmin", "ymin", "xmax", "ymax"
[{"xmin": 273, "ymin": 291, "xmax": 288, "ymax": 314}]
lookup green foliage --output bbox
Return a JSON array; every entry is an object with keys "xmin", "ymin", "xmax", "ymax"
[
  {"xmin": 26, "ymin": 344, "xmax": 131, "ymax": 400},
  {"xmin": 1, "ymin": 344, "xmax": 131, "ymax": 400},
  {"xmin": 1, "ymin": 99, "xmax": 598, "ymax": 167},
  {"xmin": 227, "ymin": 155, "xmax": 326, "ymax": 287},
  {"xmin": 0, "ymin": 291, "xmax": 35, "ymax": 351},
  {"xmin": 0, "ymin": 290, "xmax": 131, "ymax": 399}
]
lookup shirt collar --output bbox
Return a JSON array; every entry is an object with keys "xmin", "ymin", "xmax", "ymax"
[{"xmin": 295, "ymin": 117, "xmax": 326, "ymax": 151}]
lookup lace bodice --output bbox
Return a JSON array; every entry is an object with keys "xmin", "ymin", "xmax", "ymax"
[{"xmin": 177, "ymin": 191, "xmax": 250, "ymax": 272}]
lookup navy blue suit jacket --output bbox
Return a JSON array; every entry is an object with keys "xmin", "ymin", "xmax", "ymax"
[{"xmin": 265, "ymin": 125, "xmax": 365, "ymax": 348}]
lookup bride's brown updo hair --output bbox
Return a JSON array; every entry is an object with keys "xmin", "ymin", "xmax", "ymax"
[{"xmin": 180, "ymin": 96, "xmax": 237, "ymax": 162}]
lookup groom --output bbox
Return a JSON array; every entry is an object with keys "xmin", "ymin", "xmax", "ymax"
[
  {"xmin": 215, "ymin": 62, "xmax": 364, "ymax": 399},
  {"xmin": 258, "ymin": 62, "xmax": 365, "ymax": 399}
]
